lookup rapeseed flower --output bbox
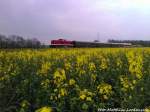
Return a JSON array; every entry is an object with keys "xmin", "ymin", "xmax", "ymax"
[
  {"xmin": 80, "ymin": 94, "xmax": 86, "ymax": 100},
  {"xmin": 59, "ymin": 88, "xmax": 67, "ymax": 97},
  {"xmin": 36, "ymin": 106, "xmax": 53, "ymax": 112},
  {"xmin": 97, "ymin": 83, "xmax": 112, "ymax": 100},
  {"xmin": 89, "ymin": 62, "xmax": 96, "ymax": 71},
  {"xmin": 86, "ymin": 97, "xmax": 92, "ymax": 101},
  {"xmin": 69, "ymin": 79, "xmax": 76, "ymax": 86},
  {"xmin": 79, "ymin": 89, "xmax": 93, "ymax": 101},
  {"xmin": 53, "ymin": 69, "xmax": 66, "ymax": 85},
  {"xmin": 145, "ymin": 106, "xmax": 150, "ymax": 112},
  {"xmin": 100, "ymin": 58, "xmax": 108, "ymax": 70},
  {"xmin": 38, "ymin": 62, "xmax": 51, "ymax": 76},
  {"xmin": 64, "ymin": 62, "xmax": 71, "ymax": 70},
  {"xmin": 91, "ymin": 74, "xmax": 97, "ymax": 82}
]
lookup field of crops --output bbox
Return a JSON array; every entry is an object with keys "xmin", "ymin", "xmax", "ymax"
[{"xmin": 0, "ymin": 48, "xmax": 150, "ymax": 112}]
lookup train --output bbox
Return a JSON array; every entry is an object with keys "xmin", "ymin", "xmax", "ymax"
[{"xmin": 50, "ymin": 39, "xmax": 132, "ymax": 48}]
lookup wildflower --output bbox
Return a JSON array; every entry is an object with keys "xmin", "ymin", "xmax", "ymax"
[
  {"xmin": 97, "ymin": 83, "xmax": 112, "ymax": 95},
  {"xmin": 79, "ymin": 89, "xmax": 93, "ymax": 101},
  {"xmin": 53, "ymin": 69, "xmax": 66, "ymax": 85},
  {"xmin": 78, "ymin": 69, "xmax": 86, "ymax": 75},
  {"xmin": 116, "ymin": 58, "xmax": 122, "ymax": 67},
  {"xmin": 40, "ymin": 79, "xmax": 50, "ymax": 89},
  {"xmin": 38, "ymin": 62, "xmax": 51, "ymax": 76},
  {"xmin": 103, "ymin": 95, "xmax": 108, "ymax": 100},
  {"xmin": 76, "ymin": 56, "xmax": 85, "ymax": 67},
  {"xmin": 100, "ymin": 58, "xmax": 108, "ymax": 70},
  {"xmin": 35, "ymin": 106, "xmax": 53, "ymax": 112},
  {"xmin": 91, "ymin": 74, "xmax": 97, "ymax": 82},
  {"xmin": 120, "ymin": 76, "xmax": 135, "ymax": 91},
  {"xmin": 69, "ymin": 79, "xmax": 76, "ymax": 86},
  {"xmin": 65, "ymin": 62, "xmax": 71, "ymax": 70},
  {"xmin": 132, "ymin": 80, "xmax": 136, "ymax": 84},
  {"xmin": 127, "ymin": 52, "xmax": 143, "ymax": 79},
  {"xmin": 21, "ymin": 100, "xmax": 30, "ymax": 108},
  {"xmin": 54, "ymin": 69, "xmax": 66, "ymax": 80},
  {"xmin": 89, "ymin": 62, "xmax": 96, "ymax": 71},
  {"xmin": 87, "ymin": 91, "xmax": 93, "ymax": 96},
  {"xmin": 80, "ymin": 94, "xmax": 86, "ymax": 100},
  {"xmin": 120, "ymin": 76, "xmax": 130, "ymax": 91},
  {"xmin": 97, "ymin": 83, "xmax": 112, "ymax": 100},
  {"xmin": 60, "ymin": 88, "xmax": 67, "ymax": 96},
  {"xmin": 145, "ymin": 106, "xmax": 150, "ymax": 112},
  {"xmin": 86, "ymin": 97, "xmax": 92, "ymax": 101}
]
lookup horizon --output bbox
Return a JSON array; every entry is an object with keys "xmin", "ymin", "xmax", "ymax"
[{"xmin": 0, "ymin": 0, "xmax": 150, "ymax": 44}]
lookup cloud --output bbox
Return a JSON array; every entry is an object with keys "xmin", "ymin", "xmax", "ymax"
[{"xmin": 0, "ymin": 0, "xmax": 150, "ymax": 44}]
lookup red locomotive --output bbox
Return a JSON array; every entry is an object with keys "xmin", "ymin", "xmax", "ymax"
[
  {"xmin": 51, "ymin": 39, "xmax": 74, "ymax": 47},
  {"xmin": 50, "ymin": 39, "xmax": 132, "ymax": 48}
]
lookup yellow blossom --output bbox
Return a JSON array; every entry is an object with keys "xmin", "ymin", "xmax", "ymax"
[
  {"xmin": 69, "ymin": 79, "xmax": 76, "ymax": 86},
  {"xmin": 80, "ymin": 94, "xmax": 86, "ymax": 100},
  {"xmin": 145, "ymin": 107, "xmax": 150, "ymax": 112},
  {"xmin": 38, "ymin": 62, "xmax": 51, "ymax": 76},
  {"xmin": 97, "ymin": 83, "xmax": 112, "ymax": 100},
  {"xmin": 53, "ymin": 69, "xmax": 66, "ymax": 85},
  {"xmin": 100, "ymin": 58, "xmax": 108, "ymax": 70},
  {"xmin": 21, "ymin": 100, "xmax": 29, "ymax": 108},
  {"xmin": 91, "ymin": 74, "xmax": 97, "ymax": 82},
  {"xmin": 89, "ymin": 62, "xmax": 96, "ymax": 71},
  {"xmin": 79, "ymin": 89, "xmax": 93, "ymax": 101},
  {"xmin": 103, "ymin": 95, "xmax": 108, "ymax": 100},
  {"xmin": 86, "ymin": 97, "xmax": 92, "ymax": 101},
  {"xmin": 36, "ymin": 106, "xmax": 53, "ymax": 112},
  {"xmin": 65, "ymin": 62, "xmax": 71, "ymax": 70},
  {"xmin": 60, "ymin": 88, "xmax": 67, "ymax": 96}
]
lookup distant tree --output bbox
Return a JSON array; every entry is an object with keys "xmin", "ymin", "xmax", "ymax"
[
  {"xmin": 0, "ymin": 34, "xmax": 43, "ymax": 48},
  {"xmin": 31, "ymin": 38, "xmax": 41, "ymax": 48},
  {"xmin": 0, "ymin": 34, "xmax": 7, "ymax": 48}
]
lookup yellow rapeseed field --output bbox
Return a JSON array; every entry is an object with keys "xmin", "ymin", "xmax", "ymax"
[{"xmin": 0, "ymin": 48, "xmax": 150, "ymax": 112}]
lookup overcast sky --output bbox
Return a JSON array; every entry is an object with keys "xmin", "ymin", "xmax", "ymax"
[{"xmin": 0, "ymin": 0, "xmax": 150, "ymax": 43}]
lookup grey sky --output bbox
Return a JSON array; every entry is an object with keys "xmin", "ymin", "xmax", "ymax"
[{"xmin": 0, "ymin": 0, "xmax": 150, "ymax": 43}]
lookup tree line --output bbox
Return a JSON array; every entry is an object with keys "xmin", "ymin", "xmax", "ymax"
[
  {"xmin": 0, "ymin": 34, "xmax": 45, "ymax": 48},
  {"xmin": 108, "ymin": 39, "xmax": 150, "ymax": 47}
]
